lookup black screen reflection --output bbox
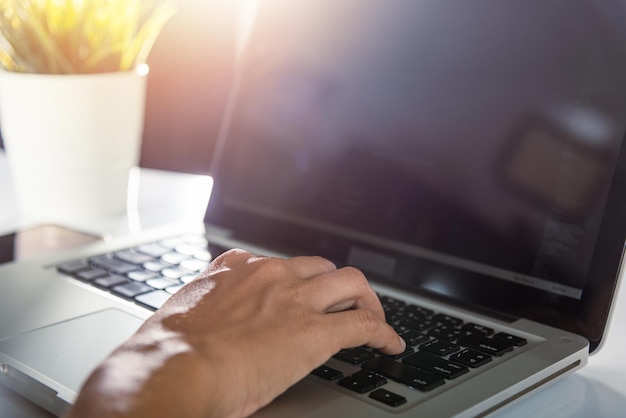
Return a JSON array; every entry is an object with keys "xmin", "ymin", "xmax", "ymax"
[{"xmin": 219, "ymin": 0, "xmax": 626, "ymax": 299}]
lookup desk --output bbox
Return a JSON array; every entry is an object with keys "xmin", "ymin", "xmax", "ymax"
[{"xmin": 0, "ymin": 150, "xmax": 625, "ymax": 417}]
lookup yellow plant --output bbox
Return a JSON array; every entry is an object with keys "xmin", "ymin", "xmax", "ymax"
[{"xmin": 0, "ymin": 0, "xmax": 177, "ymax": 74}]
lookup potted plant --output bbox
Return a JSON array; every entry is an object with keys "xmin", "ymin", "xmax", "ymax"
[{"xmin": 0, "ymin": 0, "xmax": 176, "ymax": 224}]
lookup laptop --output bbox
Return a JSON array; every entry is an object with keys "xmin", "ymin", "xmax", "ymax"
[{"xmin": 2, "ymin": 0, "xmax": 626, "ymax": 416}]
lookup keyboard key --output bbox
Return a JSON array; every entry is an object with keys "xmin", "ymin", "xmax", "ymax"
[
  {"xmin": 362, "ymin": 356, "xmax": 445, "ymax": 391},
  {"xmin": 179, "ymin": 259, "xmax": 209, "ymax": 272},
  {"xmin": 493, "ymin": 332, "xmax": 527, "ymax": 347},
  {"xmin": 399, "ymin": 329, "xmax": 432, "ymax": 347},
  {"xmin": 175, "ymin": 243, "xmax": 206, "ymax": 256},
  {"xmin": 404, "ymin": 304, "xmax": 434, "ymax": 317},
  {"xmin": 159, "ymin": 237, "xmax": 189, "ymax": 249},
  {"xmin": 376, "ymin": 346, "xmax": 414, "ymax": 360},
  {"xmin": 432, "ymin": 313, "xmax": 464, "ymax": 326},
  {"xmin": 112, "ymin": 282, "xmax": 153, "ymax": 299},
  {"xmin": 165, "ymin": 284, "xmax": 184, "ymax": 294},
  {"xmin": 338, "ymin": 370, "xmax": 387, "ymax": 394},
  {"xmin": 135, "ymin": 290, "xmax": 172, "ymax": 310},
  {"xmin": 311, "ymin": 365, "xmax": 343, "ymax": 381},
  {"xmin": 333, "ymin": 347, "xmax": 375, "ymax": 365},
  {"xmin": 352, "ymin": 369, "xmax": 387, "ymax": 386},
  {"xmin": 76, "ymin": 268, "xmax": 109, "ymax": 281},
  {"xmin": 180, "ymin": 274, "xmax": 198, "ymax": 284},
  {"xmin": 403, "ymin": 351, "xmax": 469, "ymax": 379},
  {"xmin": 428, "ymin": 325, "xmax": 465, "ymax": 342},
  {"xmin": 462, "ymin": 323, "xmax": 494, "ymax": 336},
  {"xmin": 161, "ymin": 252, "xmax": 191, "ymax": 265},
  {"xmin": 419, "ymin": 339, "xmax": 460, "ymax": 356},
  {"xmin": 89, "ymin": 255, "xmax": 138, "ymax": 274},
  {"xmin": 161, "ymin": 267, "xmax": 189, "ymax": 280},
  {"xmin": 192, "ymin": 249, "xmax": 212, "ymax": 261},
  {"xmin": 93, "ymin": 274, "xmax": 129, "ymax": 289},
  {"xmin": 459, "ymin": 334, "xmax": 514, "ymax": 357},
  {"xmin": 57, "ymin": 260, "xmax": 90, "ymax": 274},
  {"xmin": 369, "ymin": 388, "xmax": 407, "ymax": 407},
  {"xmin": 400, "ymin": 317, "xmax": 438, "ymax": 332},
  {"xmin": 380, "ymin": 296, "xmax": 407, "ymax": 311},
  {"xmin": 143, "ymin": 261, "xmax": 170, "ymax": 272},
  {"xmin": 127, "ymin": 271, "xmax": 160, "ymax": 282},
  {"xmin": 146, "ymin": 278, "xmax": 179, "ymax": 290},
  {"xmin": 137, "ymin": 243, "xmax": 170, "ymax": 257},
  {"xmin": 449, "ymin": 348, "xmax": 492, "ymax": 368},
  {"xmin": 386, "ymin": 312, "xmax": 406, "ymax": 325},
  {"xmin": 114, "ymin": 250, "xmax": 155, "ymax": 265},
  {"xmin": 180, "ymin": 236, "xmax": 209, "ymax": 246}
]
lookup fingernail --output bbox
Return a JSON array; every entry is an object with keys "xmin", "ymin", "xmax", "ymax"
[{"xmin": 399, "ymin": 336, "xmax": 406, "ymax": 350}]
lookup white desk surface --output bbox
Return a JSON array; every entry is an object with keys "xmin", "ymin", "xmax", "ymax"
[{"xmin": 0, "ymin": 150, "xmax": 625, "ymax": 417}]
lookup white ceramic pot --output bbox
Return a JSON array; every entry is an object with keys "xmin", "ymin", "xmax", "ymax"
[{"xmin": 0, "ymin": 67, "xmax": 148, "ymax": 224}]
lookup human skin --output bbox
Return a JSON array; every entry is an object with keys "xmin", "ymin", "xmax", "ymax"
[{"xmin": 65, "ymin": 249, "xmax": 405, "ymax": 418}]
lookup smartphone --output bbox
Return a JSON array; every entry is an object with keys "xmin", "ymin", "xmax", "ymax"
[{"xmin": 0, "ymin": 224, "xmax": 102, "ymax": 264}]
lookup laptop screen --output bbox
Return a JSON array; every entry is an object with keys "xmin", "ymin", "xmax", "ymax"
[{"xmin": 206, "ymin": 0, "xmax": 626, "ymax": 349}]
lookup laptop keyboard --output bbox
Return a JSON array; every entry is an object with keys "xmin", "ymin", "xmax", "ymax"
[
  {"xmin": 311, "ymin": 295, "xmax": 528, "ymax": 409},
  {"xmin": 56, "ymin": 235, "xmax": 230, "ymax": 311},
  {"xmin": 56, "ymin": 235, "xmax": 529, "ymax": 410}
]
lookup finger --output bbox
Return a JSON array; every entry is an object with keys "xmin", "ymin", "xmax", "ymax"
[
  {"xmin": 281, "ymin": 255, "xmax": 337, "ymax": 279},
  {"xmin": 210, "ymin": 251, "xmax": 335, "ymax": 279},
  {"xmin": 204, "ymin": 248, "xmax": 257, "ymax": 271},
  {"xmin": 322, "ymin": 309, "xmax": 405, "ymax": 355},
  {"xmin": 301, "ymin": 266, "xmax": 386, "ymax": 322}
]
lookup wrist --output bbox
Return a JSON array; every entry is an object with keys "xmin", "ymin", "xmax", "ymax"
[{"xmin": 68, "ymin": 330, "xmax": 218, "ymax": 418}]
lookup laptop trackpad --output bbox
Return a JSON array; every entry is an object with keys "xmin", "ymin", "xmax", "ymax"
[{"xmin": 0, "ymin": 309, "xmax": 143, "ymax": 395}]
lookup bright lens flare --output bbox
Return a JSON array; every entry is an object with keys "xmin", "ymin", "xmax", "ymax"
[
  {"xmin": 136, "ymin": 63, "xmax": 150, "ymax": 76},
  {"xmin": 236, "ymin": 0, "xmax": 259, "ymax": 58}
]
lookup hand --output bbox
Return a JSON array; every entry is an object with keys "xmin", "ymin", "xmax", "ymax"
[{"xmin": 66, "ymin": 249, "xmax": 405, "ymax": 418}]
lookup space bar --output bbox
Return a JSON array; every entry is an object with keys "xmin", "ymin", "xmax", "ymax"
[{"xmin": 362, "ymin": 357, "xmax": 445, "ymax": 392}]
